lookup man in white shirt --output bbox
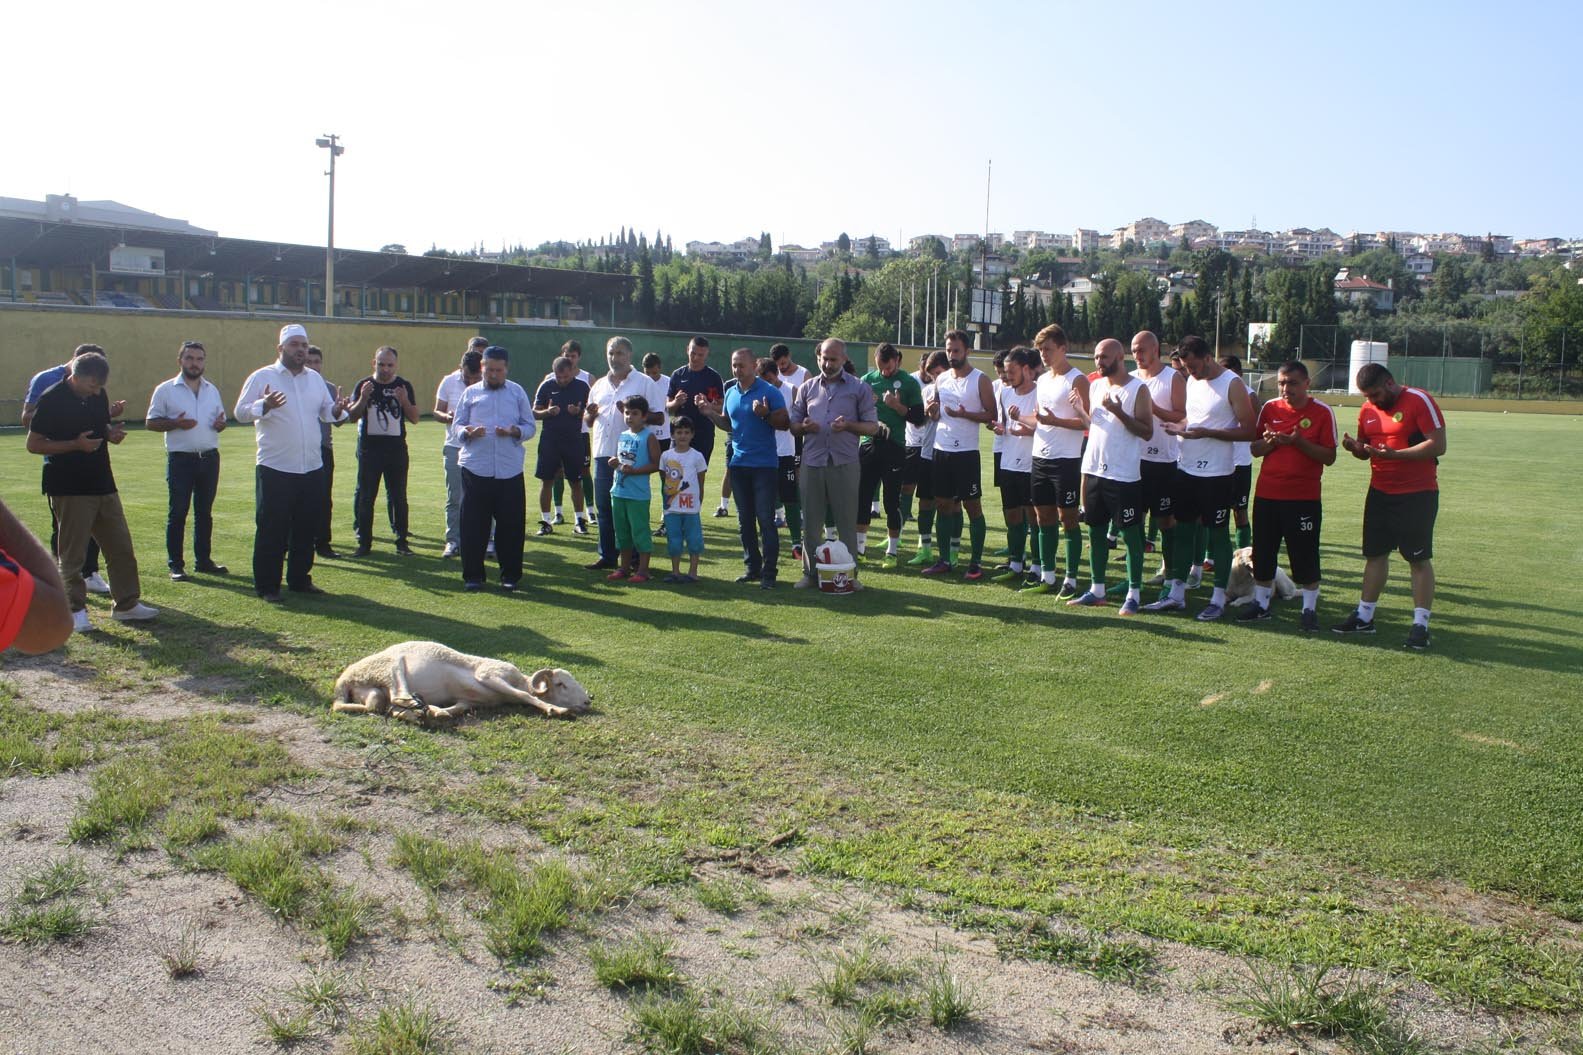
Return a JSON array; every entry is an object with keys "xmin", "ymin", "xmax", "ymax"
[
  {"xmin": 234, "ymin": 324, "xmax": 352, "ymax": 602},
  {"xmin": 432, "ymin": 338, "xmax": 487, "ymax": 557},
  {"xmin": 454, "ymin": 346, "xmax": 536, "ymax": 591},
  {"xmin": 583, "ymin": 337, "xmax": 666, "ymax": 570},
  {"xmin": 145, "ymin": 340, "xmax": 229, "ymax": 582}
]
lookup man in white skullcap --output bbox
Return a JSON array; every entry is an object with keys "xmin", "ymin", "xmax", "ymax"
[{"xmin": 234, "ymin": 324, "xmax": 352, "ymax": 602}]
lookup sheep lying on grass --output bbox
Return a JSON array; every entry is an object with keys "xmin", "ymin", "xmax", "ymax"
[{"xmin": 331, "ymin": 641, "xmax": 592, "ymax": 725}]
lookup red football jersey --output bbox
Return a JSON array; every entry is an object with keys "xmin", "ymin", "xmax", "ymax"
[
  {"xmin": 1357, "ymin": 388, "xmax": 1444, "ymax": 494},
  {"xmin": 1254, "ymin": 398, "xmax": 1337, "ymax": 502},
  {"xmin": 0, "ymin": 545, "xmax": 37, "ymax": 653}
]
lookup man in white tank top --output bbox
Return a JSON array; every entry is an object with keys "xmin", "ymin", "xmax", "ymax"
[
  {"xmin": 1222, "ymin": 354, "xmax": 1258, "ymax": 551},
  {"xmin": 923, "ymin": 330, "xmax": 997, "ymax": 580},
  {"xmin": 903, "ymin": 351, "xmax": 949, "ymax": 565},
  {"xmin": 1066, "ymin": 338, "xmax": 1154, "ymax": 614},
  {"xmin": 991, "ymin": 347, "xmax": 1039, "ymax": 584},
  {"xmin": 1142, "ymin": 335, "xmax": 1255, "ymax": 620},
  {"xmin": 1024, "ymin": 324, "xmax": 1089, "ymax": 598},
  {"xmin": 1130, "ymin": 331, "xmax": 1185, "ymax": 584}
]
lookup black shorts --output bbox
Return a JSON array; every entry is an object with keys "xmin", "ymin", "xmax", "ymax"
[
  {"xmin": 1082, "ymin": 475, "xmax": 1143, "ymax": 529},
  {"xmin": 1030, "ymin": 457, "xmax": 1082, "ymax": 509},
  {"xmin": 904, "ymin": 448, "xmax": 936, "ymax": 501},
  {"xmin": 1140, "ymin": 460, "xmax": 1175, "ymax": 518},
  {"xmin": 931, "ymin": 449, "xmax": 982, "ymax": 502},
  {"xmin": 999, "ymin": 469, "xmax": 1032, "ymax": 509},
  {"xmin": 859, "ymin": 440, "xmax": 904, "ymax": 501},
  {"xmin": 1252, "ymin": 496, "xmax": 1322, "ymax": 584},
  {"xmin": 535, "ymin": 435, "xmax": 584, "ymax": 483},
  {"xmin": 1232, "ymin": 463, "xmax": 1252, "ymax": 512},
  {"xmin": 992, "ymin": 450, "xmax": 1003, "ymax": 489},
  {"xmin": 1172, "ymin": 469, "xmax": 1233, "ymax": 528},
  {"xmin": 1363, "ymin": 488, "xmax": 1437, "ymax": 562},
  {"xmin": 777, "ymin": 455, "xmax": 799, "ymax": 506},
  {"xmin": 692, "ymin": 429, "xmax": 715, "ymax": 465}
]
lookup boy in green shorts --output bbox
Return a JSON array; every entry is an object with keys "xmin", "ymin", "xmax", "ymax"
[{"xmin": 607, "ymin": 396, "xmax": 661, "ymax": 583}]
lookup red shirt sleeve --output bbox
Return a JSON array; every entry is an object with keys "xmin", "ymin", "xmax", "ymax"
[{"xmin": 0, "ymin": 547, "xmax": 37, "ymax": 653}]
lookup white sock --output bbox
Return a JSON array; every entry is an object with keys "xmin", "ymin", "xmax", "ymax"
[
  {"xmin": 1127, "ymin": 586, "xmax": 1141, "ymax": 603},
  {"xmin": 718, "ymin": 499, "xmax": 729, "ymax": 511},
  {"xmin": 1169, "ymin": 581, "xmax": 1186, "ymax": 603},
  {"xmin": 1254, "ymin": 584, "xmax": 1273, "ymax": 608},
  {"xmin": 1009, "ymin": 561, "xmax": 1023, "ymax": 572},
  {"xmin": 553, "ymin": 504, "xmax": 563, "ymax": 516},
  {"xmin": 1211, "ymin": 587, "xmax": 1227, "ymax": 607},
  {"xmin": 919, "ymin": 533, "xmax": 932, "ymax": 547},
  {"xmin": 1090, "ymin": 583, "xmax": 1106, "ymax": 599},
  {"xmin": 1063, "ymin": 577, "xmax": 1077, "ymax": 589},
  {"xmin": 1191, "ymin": 562, "xmax": 1204, "ymax": 575},
  {"xmin": 870, "ymin": 504, "xmax": 880, "ymax": 517},
  {"xmin": 1301, "ymin": 588, "xmax": 1318, "ymax": 610},
  {"xmin": 1043, "ymin": 570, "xmax": 1058, "ymax": 585},
  {"xmin": 856, "ymin": 531, "xmax": 867, "ymax": 549},
  {"xmin": 1358, "ymin": 601, "xmax": 1377, "ymax": 622},
  {"xmin": 825, "ymin": 527, "xmax": 837, "ymax": 541},
  {"xmin": 1030, "ymin": 563, "xmax": 1042, "ymax": 576},
  {"xmin": 1413, "ymin": 607, "xmax": 1431, "ymax": 627},
  {"xmin": 886, "ymin": 538, "xmax": 899, "ymax": 555},
  {"xmin": 541, "ymin": 512, "xmax": 553, "ymax": 525}
]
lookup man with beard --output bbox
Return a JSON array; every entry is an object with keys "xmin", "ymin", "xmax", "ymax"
[
  {"xmin": 583, "ymin": 337, "xmax": 667, "ymax": 570},
  {"xmin": 235, "ymin": 325, "xmax": 352, "ymax": 602},
  {"xmin": 992, "ymin": 347, "xmax": 1039, "ymax": 583},
  {"xmin": 145, "ymin": 340, "xmax": 229, "ymax": 581},
  {"xmin": 788, "ymin": 339, "xmax": 879, "ymax": 588},
  {"xmin": 1065, "ymin": 338, "xmax": 1154, "ymax": 615},
  {"xmin": 1024, "ymin": 324, "xmax": 1088, "ymax": 597},
  {"xmin": 347, "ymin": 346, "xmax": 420, "ymax": 556},
  {"xmin": 922, "ymin": 330, "xmax": 996, "ymax": 580},
  {"xmin": 1129, "ymin": 330, "xmax": 1185, "ymax": 588},
  {"xmin": 454, "ymin": 346, "xmax": 536, "ymax": 591}
]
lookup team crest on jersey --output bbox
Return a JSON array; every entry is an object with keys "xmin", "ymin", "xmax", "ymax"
[
  {"xmin": 1392, "ymin": 411, "xmax": 1404, "ymax": 423},
  {"xmin": 1299, "ymin": 417, "xmax": 1312, "ymax": 429}
]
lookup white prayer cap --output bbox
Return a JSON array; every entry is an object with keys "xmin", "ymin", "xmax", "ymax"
[{"xmin": 279, "ymin": 323, "xmax": 309, "ymax": 345}]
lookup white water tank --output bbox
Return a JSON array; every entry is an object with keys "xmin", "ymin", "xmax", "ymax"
[{"xmin": 1347, "ymin": 341, "xmax": 1389, "ymax": 394}]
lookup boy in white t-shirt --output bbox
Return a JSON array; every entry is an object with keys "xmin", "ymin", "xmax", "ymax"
[{"xmin": 658, "ymin": 416, "xmax": 708, "ymax": 582}]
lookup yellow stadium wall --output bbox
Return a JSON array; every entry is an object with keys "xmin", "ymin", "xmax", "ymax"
[{"xmin": 0, "ymin": 305, "xmax": 490, "ymax": 425}]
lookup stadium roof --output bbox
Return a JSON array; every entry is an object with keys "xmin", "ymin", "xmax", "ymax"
[{"xmin": 0, "ymin": 215, "xmax": 633, "ymax": 300}]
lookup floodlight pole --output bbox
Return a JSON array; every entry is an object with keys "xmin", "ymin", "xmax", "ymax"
[{"xmin": 316, "ymin": 134, "xmax": 345, "ymax": 318}]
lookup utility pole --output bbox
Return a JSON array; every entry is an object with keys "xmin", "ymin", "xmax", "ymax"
[{"xmin": 315, "ymin": 134, "xmax": 345, "ymax": 318}]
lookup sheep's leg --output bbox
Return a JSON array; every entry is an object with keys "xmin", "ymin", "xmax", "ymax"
[
  {"xmin": 422, "ymin": 701, "xmax": 473, "ymax": 722},
  {"xmin": 387, "ymin": 655, "xmax": 431, "ymax": 724},
  {"xmin": 477, "ymin": 674, "xmax": 567, "ymax": 717},
  {"xmin": 332, "ymin": 686, "xmax": 389, "ymax": 715}
]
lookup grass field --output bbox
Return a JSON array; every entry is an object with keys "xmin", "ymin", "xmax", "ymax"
[{"xmin": 2, "ymin": 410, "xmax": 1582, "ymax": 1023}]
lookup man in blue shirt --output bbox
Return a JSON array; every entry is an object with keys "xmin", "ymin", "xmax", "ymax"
[
  {"xmin": 701, "ymin": 348, "xmax": 789, "ymax": 588},
  {"xmin": 454, "ymin": 346, "xmax": 536, "ymax": 591}
]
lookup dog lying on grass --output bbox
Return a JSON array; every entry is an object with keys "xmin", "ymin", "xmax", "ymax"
[
  {"xmin": 331, "ymin": 641, "xmax": 592, "ymax": 725},
  {"xmin": 1224, "ymin": 546, "xmax": 1297, "ymax": 607}
]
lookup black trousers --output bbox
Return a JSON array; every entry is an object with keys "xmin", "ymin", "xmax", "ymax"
[
  {"xmin": 858, "ymin": 440, "xmax": 905, "ymax": 531},
  {"xmin": 316, "ymin": 445, "xmax": 335, "ymax": 548},
  {"xmin": 355, "ymin": 439, "xmax": 410, "ymax": 546},
  {"xmin": 166, "ymin": 450, "xmax": 220, "ymax": 569},
  {"xmin": 254, "ymin": 465, "xmax": 324, "ymax": 595},
  {"xmin": 461, "ymin": 469, "xmax": 525, "ymax": 585}
]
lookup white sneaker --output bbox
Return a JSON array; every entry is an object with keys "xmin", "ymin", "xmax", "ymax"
[
  {"xmin": 111, "ymin": 602, "xmax": 159, "ymax": 622},
  {"xmin": 1185, "ymin": 565, "xmax": 1204, "ymax": 589},
  {"xmin": 84, "ymin": 572, "xmax": 110, "ymax": 595},
  {"xmin": 440, "ymin": 542, "xmax": 459, "ymax": 558},
  {"xmin": 72, "ymin": 608, "xmax": 91, "ymax": 633}
]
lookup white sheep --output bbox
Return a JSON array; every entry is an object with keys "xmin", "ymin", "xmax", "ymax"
[{"xmin": 331, "ymin": 641, "xmax": 592, "ymax": 725}]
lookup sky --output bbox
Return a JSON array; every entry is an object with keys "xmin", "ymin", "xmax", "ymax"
[{"xmin": 4, "ymin": 0, "xmax": 1578, "ymax": 255}]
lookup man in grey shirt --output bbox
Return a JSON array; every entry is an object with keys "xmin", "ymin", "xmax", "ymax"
[{"xmin": 788, "ymin": 338, "xmax": 879, "ymax": 588}]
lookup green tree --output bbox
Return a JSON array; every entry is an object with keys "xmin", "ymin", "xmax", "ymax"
[
  {"xmin": 837, "ymin": 232, "xmax": 852, "ymax": 255},
  {"xmin": 634, "ymin": 244, "xmax": 656, "ymax": 325}
]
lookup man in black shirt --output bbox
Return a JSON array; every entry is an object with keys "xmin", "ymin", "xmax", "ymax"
[
  {"xmin": 346, "ymin": 346, "xmax": 419, "ymax": 556},
  {"xmin": 25, "ymin": 351, "xmax": 157, "ymax": 631},
  {"xmin": 666, "ymin": 336, "xmax": 725, "ymax": 464},
  {"xmin": 532, "ymin": 356, "xmax": 591, "ymax": 535}
]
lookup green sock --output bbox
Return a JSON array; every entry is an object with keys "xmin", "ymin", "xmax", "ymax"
[
  {"xmin": 1123, "ymin": 523, "xmax": 1146, "ymax": 588},
  {"xmin": 1087, "ymin": 524, "xmax": 1109, "ymax": 590},
  {"xmin": 918, "ymin": 504, "xmax": 935, "ymax": 544},
  {"xmin": 581, "ymin": 476, "xmax": 594, "ymax": 508},
  {"xmin": 1210, "ymin": 523, "xmax": 1234, "ymax": 589},
  {"xmin": 1041, "ymin": 525, "xmax": 1062, "ymax": 574},
  {"xmin": 1237, "ymin": 522, "xmax": 1251, "ymax": 549},
  {"xmin": 1007, "ymin": 521, "xmax": 1028, "ymax": 564},
  {"xmin": 902, "ymin": 493, "xmax": 915, "ymax": 521},
  {"xmin": 951, "ymin": 512, "xmax": 965, "ymax": 563},
  {"xmin": 786, "ymin": 502, "xmax": 802, "ymax": 545},
  {"xmin": 553, "ymin": 478, "xmax": 565, "ymax": 506},
  {"xmin": 1195, "ymin": 522, "xmax": 1209, "ymax": 565},
  {"xmin": 1147, "ymin": 514, "xmax": 1159, "ymax": 544},
  {"xmin": 1028, "ymin": 520, "xmax": 1042, "ymax": 567},
  {"xmin": 968, "ymin": 516, "xmax": 987, "ymax": 565},
  {"xmin": 1173, "ymin": 521, "xmax": 1198, "ymax": 581},
  {"xmin": 1064, "ymin": 527, "xmax": 1082, "ymax": 582}
]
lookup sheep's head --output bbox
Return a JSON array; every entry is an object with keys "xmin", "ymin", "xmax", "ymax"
[{"xmin": 529, "ymin": 668, "xmax": 592, "ymax": 714}]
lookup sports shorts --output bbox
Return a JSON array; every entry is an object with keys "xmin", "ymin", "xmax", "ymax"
[
  {"xmin": 777, "ymin": 455, "xmax": 799, "ymax": 506},
  {"xmin": 1081, "ymin": 475, "xmax": 1143, "ymax": 530},
  {"xmin": 1139, "ymin": 459, "xmax": 1175, "ymax": 518},
  {"xmin": 1362, "ymin": 488, "xmax": 1437, "ymax": 562},
  {"xmin": 1252, "ymin": 496, "xmax": 1321, "ymax": 584},
  {"xmin": 999, "ymin": 468, "xmax": 1032, "ymax": 510},
  {"xmin": 535, "ymin": 435, "xmax": 584, "ymax": 483},
  {"xmin": 930, "ymin": 449, "xmax": 982, "ymax": 502},
  {"xmin": 1171, "ymin": 469, "xmax": 1233, "ymax": 528},
  {"xmin": 1030, "ymin": 456, "xmax": 1081, "ymax": 509},
  {"xmin": 904, "ymin": 447, "xmax": 935, "ymax": 501}
]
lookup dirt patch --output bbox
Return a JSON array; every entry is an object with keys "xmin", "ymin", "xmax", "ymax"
[{"xmin": 0, "ymin": 659, "xmax": 1548, "ymax": 1054}]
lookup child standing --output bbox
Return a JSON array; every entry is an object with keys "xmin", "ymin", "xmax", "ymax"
[
  {"xmin": 659, "ymin": 417, "xmax": 708, "ymax": 583},
  {"xmin": 608, "ymin": 396, "xmax": 660, "ymax": 583}
]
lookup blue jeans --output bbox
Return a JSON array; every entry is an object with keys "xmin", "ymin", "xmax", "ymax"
[
  {"xmin": 443, "ymin": 444, "xmax": 462, "ymax": 547},
  {"xmin": 595, "ymin": 460, "xmax": 617, "ymax": 562},
  {"xmin": 166, "ymin": 449, "xmax": 220, "ymax": 569},
  {"xmin": 729, "ymin": 465, "xmax": 779, "ymax": 580}
]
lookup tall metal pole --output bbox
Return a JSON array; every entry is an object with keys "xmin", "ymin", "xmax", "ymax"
[{"xmin": 316, "ymin": 134, "xmax": 345, "ymax": 318}]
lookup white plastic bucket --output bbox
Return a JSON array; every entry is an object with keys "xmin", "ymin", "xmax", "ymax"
[{"xmin": 816, "ymin": 562, "xmax": 856, "ymax": 595}]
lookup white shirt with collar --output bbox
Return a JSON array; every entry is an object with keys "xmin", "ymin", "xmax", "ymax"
[
  {"xmin": 147, "ymin": 374, "xmax": 226, "ymax": 453},
  {"xmin": 587, "ymin": 370, "xmax": 666, "ymax": 459},
  {"xmin": 235, "ymin": 361, "xmax": 346, "ymax": 473}
]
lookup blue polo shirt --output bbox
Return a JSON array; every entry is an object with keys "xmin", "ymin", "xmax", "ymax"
[{"xmin": 722, "ymin": 378, "xmax": 784, "ymax": 469}]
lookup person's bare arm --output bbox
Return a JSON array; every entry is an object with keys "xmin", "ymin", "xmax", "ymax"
[{"xmin": 0, "ymin": 498, "xmax": 72, "ymax": 653}]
